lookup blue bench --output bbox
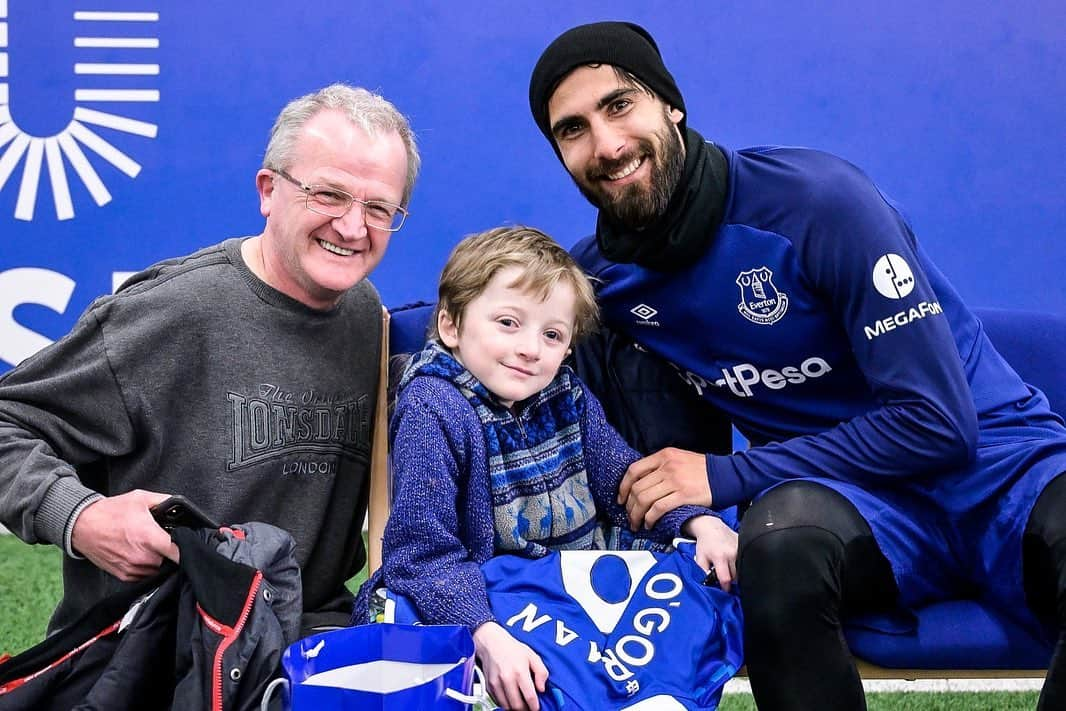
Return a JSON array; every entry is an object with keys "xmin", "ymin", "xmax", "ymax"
[
  {"xmin": 844, "ymin": 307, "xmax": 1062, "ymax": 678},
  {"xmin": 375, "ymin": 303, "xmax": 1064, "ymax": 678}
]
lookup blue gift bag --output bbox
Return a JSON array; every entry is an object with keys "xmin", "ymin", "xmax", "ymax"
[{"xmin": 262, "ymin": 623, "xmax": 477, "ymax": 710}]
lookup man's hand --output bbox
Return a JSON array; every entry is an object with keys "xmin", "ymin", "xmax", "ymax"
[
  {"xmin": 71, "ymin": 489, "xmax": 180, "ymax": 581},
  {"xmin": 618, "ymin": 447, "xmax": 712, "ymax": 528},
  {"xmin": 473, "ymin": 621, "xmax": 548, "ymax": 711},
  {"xmin": 682, "ymin": 515, "xmax": 738, "ymax": 592}
]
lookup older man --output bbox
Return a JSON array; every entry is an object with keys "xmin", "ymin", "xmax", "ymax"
[
  {"xmin": 0, "ymin": 83, "xmax": 419, "ymax": 636},
  {"xmin": 529, "ymin": 22, "xmax": 1066, "ymax": 710}
]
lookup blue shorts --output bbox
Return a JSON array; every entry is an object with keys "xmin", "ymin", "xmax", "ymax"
[{"xmin": 810, "ymin": 438, "xmax": 1066, "ymax": 631}]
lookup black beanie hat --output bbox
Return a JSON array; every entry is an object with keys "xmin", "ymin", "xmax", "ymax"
[{"xmin": 529, "ymin": 21, "xmax": 686, "ymax": 145}]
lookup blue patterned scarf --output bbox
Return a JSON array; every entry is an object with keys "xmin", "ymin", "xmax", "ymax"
[{"xmin": 400, "ymin": 342, "xmax": 622, "ymax": 557}]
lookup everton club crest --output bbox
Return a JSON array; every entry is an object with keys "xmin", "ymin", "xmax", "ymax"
[{"xmin": 736, "ymin": 267, "xmax": 789, "ymax": 325}]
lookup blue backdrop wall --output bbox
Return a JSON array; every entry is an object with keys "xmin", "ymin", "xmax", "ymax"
[{"xmin": 1, "ymin": 2, "xmax": 1063, "ymax": 372}]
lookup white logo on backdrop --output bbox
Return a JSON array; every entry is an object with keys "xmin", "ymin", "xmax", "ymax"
[{"xmin": 0, "ymin": 5, "xmax": 159, "ymax": 221}]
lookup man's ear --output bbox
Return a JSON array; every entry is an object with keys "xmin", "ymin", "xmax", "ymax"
[
  {"xmin": 438, "ymin": 309, "xmax": 460, "ymax": 349},
  {"xmin": 668, "ymin": 107, "xmax": 685, "ymax": 126},
  {"xmin": 256, "ymin": 170, "xmax": 276, "ymax": 218}
]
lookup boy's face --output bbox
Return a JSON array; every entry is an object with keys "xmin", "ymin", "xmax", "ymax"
[{"xmin": 438, "ymin": 266, "xmax": 576, "ymax": 408}]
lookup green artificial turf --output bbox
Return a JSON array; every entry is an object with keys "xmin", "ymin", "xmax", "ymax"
[
  {"xmin": 0, "ymin": 534, "xmax": 64, "ymax": 654},
  {"xmin": 0, "ymin": 534, "xmax": 1043, "ymax": 709},
  {"xmin": 718, "ymin": 691, "xmax": 1041, "ymax": 710}
]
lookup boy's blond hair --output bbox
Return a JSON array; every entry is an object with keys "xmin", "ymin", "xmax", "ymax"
[{"xmin": 432, "ymin": 226, "xmax": 599, "ymax": 343}]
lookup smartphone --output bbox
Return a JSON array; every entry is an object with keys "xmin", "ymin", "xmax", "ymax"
[{"xmin": 150, "ymin": 495, "xmax": 220, "ymax": 531}]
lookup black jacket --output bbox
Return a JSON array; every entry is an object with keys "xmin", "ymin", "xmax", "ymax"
[
  {"xmin": 571, "ymin": 326, "xmax": 733, "ymax": 457},
  {"xmin": 0, "ymin": 523, "xmax": 301, "ymax": 711}
]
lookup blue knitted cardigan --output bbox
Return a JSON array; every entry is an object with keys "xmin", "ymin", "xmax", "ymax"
[{"xmin": 354, "ymin": 342, "xmax": 714, "ymax": 631}]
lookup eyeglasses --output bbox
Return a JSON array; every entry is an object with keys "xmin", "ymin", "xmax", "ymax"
[{"xmin": 272, "ymin": 168, "xmax": 408, "ymax": 232}]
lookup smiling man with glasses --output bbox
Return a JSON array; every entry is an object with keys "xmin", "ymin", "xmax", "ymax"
[
  {"xmin": 250, "ymin": 92, "xmax": 417, "ymax": 311},
  {"xmin": 0, "ymin": 83, "xmax": 420, "ymax": 640}
]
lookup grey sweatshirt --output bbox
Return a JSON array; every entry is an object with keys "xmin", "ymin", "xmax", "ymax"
[{"xmin": 0, "ymin": 238, "xmax": 380, "ymax": 632}]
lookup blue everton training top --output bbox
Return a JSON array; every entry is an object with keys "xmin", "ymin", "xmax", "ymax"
[{"xmin": 573, "ymin": 145, "xmax": 1066, "ymax": 520}]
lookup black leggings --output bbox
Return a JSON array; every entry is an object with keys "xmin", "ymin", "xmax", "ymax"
[
  {"xmin": 737, "ymin": 475, "xmax": 1066, "ymax": 711},
  {"xmin": 1023, "ymin": 472, "xmax": 1066, "ymax": 710},
  {"xmin": 737, "ymin": 481, "xmax": 896, "ymax": 711}
]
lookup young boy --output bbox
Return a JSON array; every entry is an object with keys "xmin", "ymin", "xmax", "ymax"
[{"xmin": 356, "ymin": 226, "xmax": 737, "ymax": 710}]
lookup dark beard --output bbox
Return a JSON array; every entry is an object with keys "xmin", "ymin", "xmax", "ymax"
[{"xmin": 575, "ymin": 121, "xmax": 685, "ymax": 230}]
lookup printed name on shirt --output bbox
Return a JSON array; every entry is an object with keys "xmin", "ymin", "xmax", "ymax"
[
  {"xmin": 863, "ymin": 301, "xmax": 943, "ymax": 340},
  {"xmin": 504, "ymin": 570, "xmax": 685, "ymax": 691},
  {"xmin": 671, "ymin": 357, "xmax": 832, "ymax": 398}
]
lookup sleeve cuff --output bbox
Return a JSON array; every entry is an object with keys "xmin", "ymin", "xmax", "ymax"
[
  {"xmin": 470, "ymin": 614, "xmax": 498, "ymax": 633},
  {"xmin": 64, "ymin": 493, "xmax": 105, "ymax": 559},
  {"xmin": 657, "ymin": 505, "xmax": 719, "ymax": 539},
  {"xmin": 707, "ymin": 453, "xmax": 745, "ymax": 509},
  {"xmin": 33, "ymin": 476, "xmax": 101, "ymax": 555}
]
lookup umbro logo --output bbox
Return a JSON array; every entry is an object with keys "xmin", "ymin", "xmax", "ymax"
[
  {"xmin": 630, "ymin": 304, "xmax": 658, "ymax": 320},
  {"xmin": 629, "ymin": 304, "xmax": 660, "ymax": 326}
]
